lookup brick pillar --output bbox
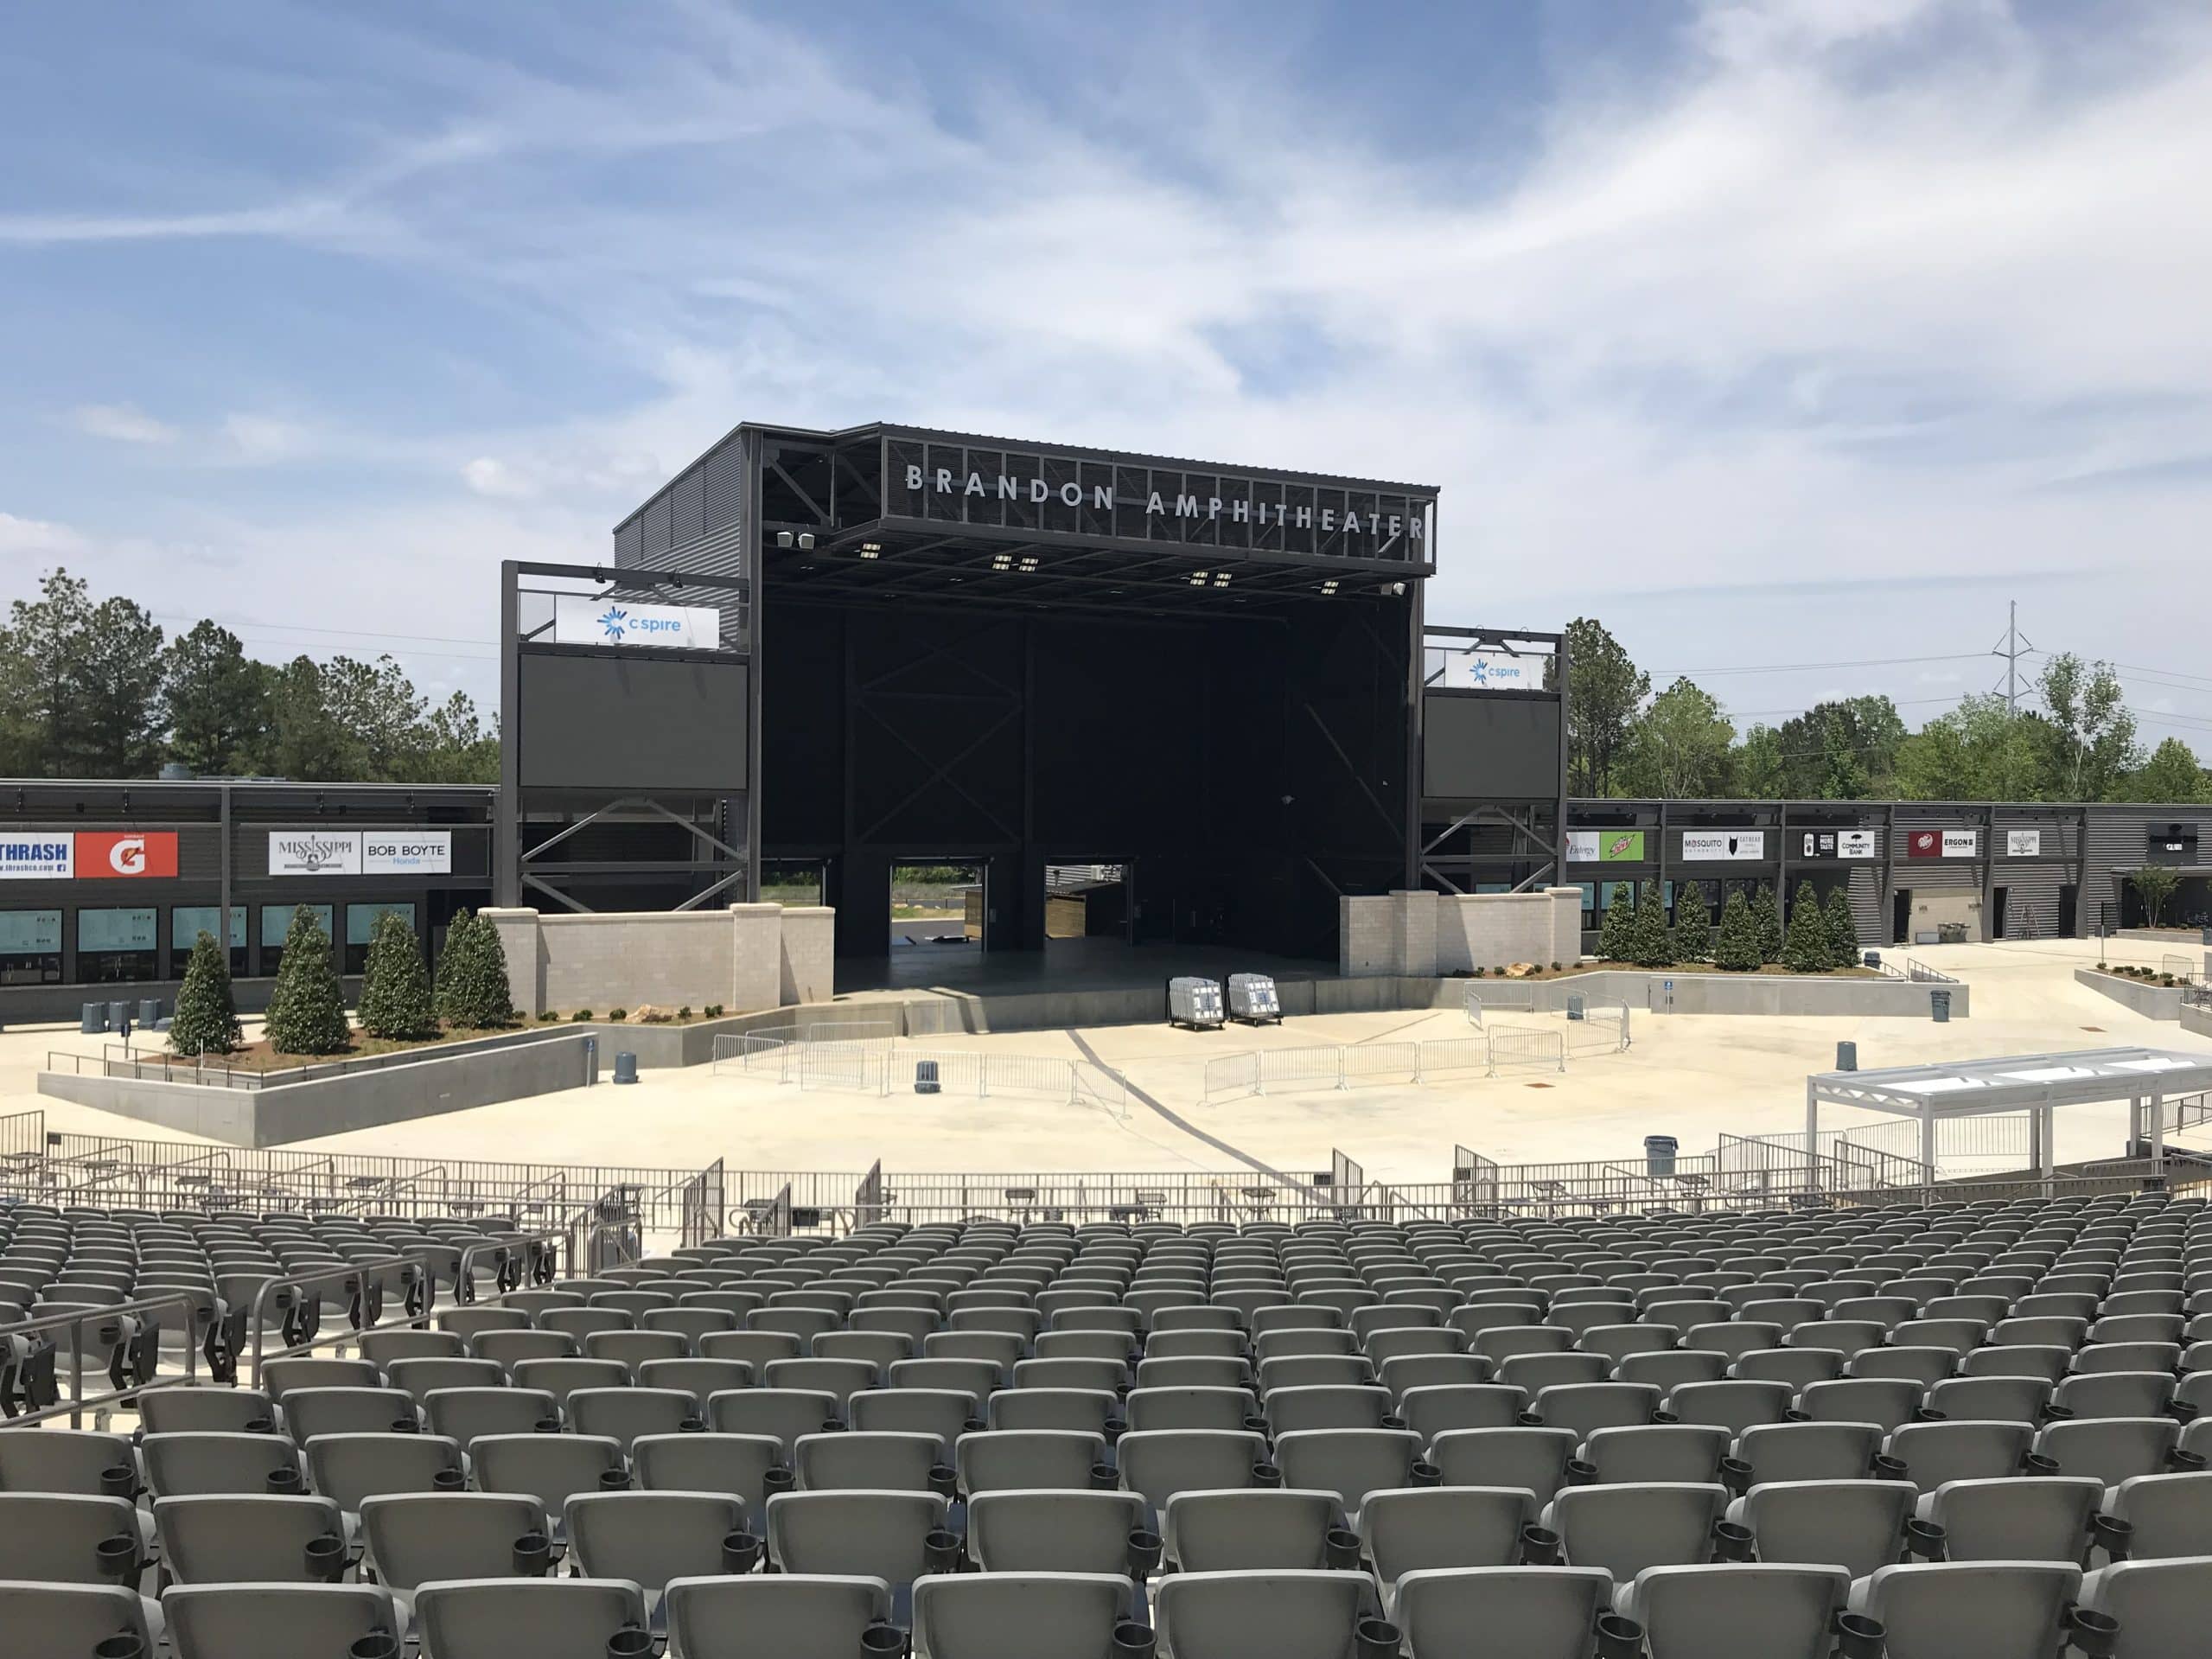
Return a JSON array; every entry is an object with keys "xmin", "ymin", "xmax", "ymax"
[
  {"xmin": 778, "ymin": 906, "xmax": 836, "ymax": 1005},
  {"xmin": 726, "ymin": 904, "xmax": 783, "ymax": 1013}
]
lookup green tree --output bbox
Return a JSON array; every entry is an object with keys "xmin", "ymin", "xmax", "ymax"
[
  {"xmin": 1673, "ymin": 881, "xmax": 1712, "ymax": 960},
  {"xmin": 1823, "ymin": 884, "xmax": 1861, "ymax": 968},
  {"xmin": 436, "ymin": 909, "xmax": 516, "ymax": 1030},
  {"xmin": 1892, "ymin": 695, "xmax": 2057, "ymax": 801},
  {"xmin": 0, "ymin": 569, "xmax": 166, "ymax": 776},
  {"xmin": 1599, "ymin": 881, "xmax": 1636, "ymax": 963},
  {"xmin": 1552, "ymin": 618, "xmax": 1648, "ymax": 798},
  {"xmin": 1782, "ymin": 879, "xmax": 1829, "ymax": 971},
  {"xmin": 357, "ymin": 910, "xmax": 435, "ymax": 1039},
  {"xmin": 1731, "ymin": 724, "xmax": 1788, "ymax": 799},
  {"xmin": 1772, "ymin": 698, "xmax": 1906, "ymax": 799},
  {"xmin": 414, "ymin": 692, "xmax": 500, "ymax": 784},
  {"xmin": 1619, "ymin": 678, "xmax": 1736, "ymax": 799},
  {"xmin": 163, "ymin": 621, "xmax": 271, "ymax": 775},
  {"xmin": 2130, "ymin": 865, "xmax": 2182, "ymax": 928},
  {"xmin": 1631, "ymin": 881, "xmax": 1673, "ymax": 967},
  {"xmin": 2039, "ymin": 654, "xmax": 2139, "ymax": 800},
  {"xmin": 321, "ymin": 654, "xmax": 428, "ymax": 780},
  {"xmin": 265, "ymin": 904, "xmax": 349, "ymax": 1055},
  {"xmin": 1714, "ymin": 889, "xmax": 1762, "ymax": 971},
  {"xmin": 2132, "ymin": 737, "xmax": 2209, "ymax": 804},
  {"xmin": 1750, "ymin": 883, "xmax": 1783, "ymax": 964},
  {"xmin": 168, "ymin": 929, "xmax": 242, "ymax": 1056}
]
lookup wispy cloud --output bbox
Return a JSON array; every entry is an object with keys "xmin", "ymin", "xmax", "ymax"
[{"xmin": 70, "ymin": 403, "xmax": 177, "ymax": 444}]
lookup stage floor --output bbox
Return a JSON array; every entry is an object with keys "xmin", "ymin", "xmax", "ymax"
[{"xmin": 835, "ymin": 935, "xmax": 1336, "ymax": 999}]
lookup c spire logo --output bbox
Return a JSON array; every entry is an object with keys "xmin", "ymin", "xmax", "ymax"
[{"xmin": 596, "ymin": 605, "xmax": 629, "ymax": 641}]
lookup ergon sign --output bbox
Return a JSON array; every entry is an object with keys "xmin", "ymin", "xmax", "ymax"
[
  {"xmin": 268, "ymin": 831, "xmax": 454, "ymax": 877},
  {"xmin": 0, "ymin": 836, "xmax": 74, "ymax": 879},
  {"xmin": 553, "ymin": 596, "xmax": 721, "ymax": 650},
  {"xmin": 1906, "ymin": 830, "xmax": 1979, "ymax": 859},
  {"xmin": 1680, "ymin": 830, "xmax": 1766, "ymax": 863}
]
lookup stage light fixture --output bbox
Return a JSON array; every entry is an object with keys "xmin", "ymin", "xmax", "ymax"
[
  {"xmin": 1320, "ymin": 578, "xmax": 1340, "ymax": 596},
  {"xmin": 776, "ymin": 531, "xmax": 794, "ymax": 547},
  {"xmin": 797, "ymin": 533, "xmax": 816, "ymax": 551},
  {"xmin": 859, "ymin": 542, "xmax": 883, "ymax": 558}
]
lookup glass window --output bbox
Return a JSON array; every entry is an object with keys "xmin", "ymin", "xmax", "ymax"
[
  {"xmin": 1576, "ymin": 882, "xmax": 1597, "ymax": 923},
  {"xmin": 261, "ymin": 903, "xmax": 333, "ymax": 973},
  {"xmin": 0, "ymin": 909, "xmax": 63, "ymax": 986},
  {"xmin": 343, "ymin": 903, "xmax": 416, "ymax": 974},
  {"xmin": 78, "ymin": 907, "xmax": 160, "ymax": 984},
  {"xmin": 169, "ymin": 906, "xmax": 247, "ymax": 979}
]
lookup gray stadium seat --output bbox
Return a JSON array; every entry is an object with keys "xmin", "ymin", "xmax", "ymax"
[
  {"xmin": 1726, "ymin": 1479, "xmax": 1914, "ymax": 1579},
  {"xmin": 163, "ymin": 1581, "xmax": 403, "ymax": 1659},
  {"xmin": 1917, "ymin": 1477, "xmax": 2102, "ymax": 1562},
  {"xmin": 1152, "ymin": 1569, "xmax": 1380, "ymax": 1659},
  {"xmin": 1846, "ymin": 1561, "xmax": 2084, "ymax": 1659},
  {"xmin": 966, "ymin": 1490, "xmax": 1147, "ymax": 1575},
  {"xmin": 411, "ymin": 1578, "xmax": 650, "ymax": 1659},
  {"xmin": 1162, "ymin": 1488, "xmax": 1342, "ymax": 1573},
  {"xmin": 910, "ymin": 1570, "xmax": 1134, "ymax": 1659},
  {"xmin": 1390, "ymin": 1565, "xmax": 1616, "ymax": 1653},
  {"xmin": 2080, "ymin": 1556, "xmax": 2212, "ymax": 1659},
  {"xmin": 1616, "ymin": 1563, "xmax": 1850, "ymax": 1657},
  {"xmin": 154, "ymin": 1493, "xmax": 347, "ymax": 1585},
  {"xmin": 1540, "ymin": 1483, "xmax": 1729, "ymax": 1582},
  {"xmin": 662, "ymin": 1573, "xmax": 893, "ymax": 1659},
  {"xmin": 1360, "ymin": 1486, "xmax": 1530, "ymax": 1592}
]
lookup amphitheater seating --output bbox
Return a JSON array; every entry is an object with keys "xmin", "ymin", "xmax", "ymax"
[{"xmin": 5, "ymin": 1194, "xmax": 2212, "ymax": 1652}]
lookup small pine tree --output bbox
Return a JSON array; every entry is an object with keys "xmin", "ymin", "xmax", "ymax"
[
  {"xmin": 1632, "ymin": 881, "xmax": 1674, "ymax": 967},
  {"xmin": 437, "ymin": 909, "xmax": 517, "ymax": 1030},
  {"xmin": 1714, "ymin": 890, "xmax": 1763, "ymax": 971},
  {"xmin": 1824, "ymin": 884, "xmax": 1861, "ymax": 969},
  {"xmin": 1750, "ymin": 884, "xmax": 1783, "ymax": 964},
  {"xmin": 358, "ymin": 911, "xmax": 436, "ymax": 1039},
  {"xmin": 1673, "ymin": 882, "xmax": 1712, "ymax": 960},
  {"xmin": 1783, "ymin": 879, "xmax": 1830, "ymax": 972},
  {"xmin": 1599, "ymin": 882, "xmax": 1635, "ymax": 963},
  {"xmin": 169, "ymin": 929, "xmax": 242, "ymax": 1056},
  {"xmin": 265, "ymin": 904, "xmax": 349, "ymax": 1056}
]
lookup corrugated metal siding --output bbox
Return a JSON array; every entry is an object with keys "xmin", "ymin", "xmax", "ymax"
[
  {"xmin": 672, "ymin": 469, "xmax": 705, "ymax": 546},
  {"xmin": 615, "ymin": 520, "xmax": 643, "ymax": 567},
  {"xmin": 641, "ymin": 495, "xmax": 673, "ymax": 560},
  {"xmin": 2086, "ymin": 807, "xmax": 2210, "ymax": 930},
  {"xmin": 1846, "ymin": 864, "xmax": 1884, "ymax": 940},
  {"xmin": 702, "ymin": 442, "xmax": 745, "ymax": 533}
]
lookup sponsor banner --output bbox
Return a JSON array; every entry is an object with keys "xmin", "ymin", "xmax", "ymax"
[
  {"xmin": 554, "ymin": 595, "xmax": 721, "ymax": 649},
  {"xmin": 1566, "ymin": 829, "xmax": 1647, "ymax": 864},
  {"xmin": 78, "ymin": 831, "xmax": 179, "ymax": 879},
  {"xmin": 1799, "ymin": 831, "xmax": 1845, "ymax": 859},
  {"xmin": 2005, "ymin": 829, "xmax": 2043, "ymax": 858},
  {"xmin": 268, "ymin": 831, "xmax": 363, "ymax": 877},
  {"xmin": 0, "ymin": 835, "xmax": 74, "ymax": 879},
  {"xmin": 1905, "ymin": 829, "xmax": 1979, "ymax": 858},
  {"xmin": 1454, "ymin": 651, "xmax": 1539, "ymax": 691},
  {"xmin": 1680, "ymin": 829, "xmax": 1765, "ymax": 863},
  {"xmin": 1838, "ymin": 830, "xmax": 1877, "ymax": 860},
  {"xmin": 364, "ymin": 831, "xmax": 451, "ymax": 875}
]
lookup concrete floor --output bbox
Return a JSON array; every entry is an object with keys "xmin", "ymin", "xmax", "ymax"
[{"xmin": 5, "ymin": 935, "xmax": 2209, "ymax": 1187}]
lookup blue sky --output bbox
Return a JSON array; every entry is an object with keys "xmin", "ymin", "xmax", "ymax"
[{"xmin": 3, "ymin": 0, "xmax": 2210, "ymax": 751}]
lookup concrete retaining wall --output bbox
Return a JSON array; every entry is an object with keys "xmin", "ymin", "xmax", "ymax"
[
  {"xmin": 0, "ymin": 974, "xmax": 366, "ymax": 1030},
  {"xmin": 2183, "ymin": 1002, "xmax": 2212, "ymax": 1041},
  {"xmin": 1342, "ymin": 890, "xmax": 1582, "ymax": 979},
  {"xmin": 2075, "ymin": 967, "xmax": 2183, "ymax": 1021},
  {"xmin": 39, "ymin": 1031, "xmax": 600, "ymax": 1148},
  {"xmin": 485, "ymin": 904, "xmax": 835, "ymax": 1019}
]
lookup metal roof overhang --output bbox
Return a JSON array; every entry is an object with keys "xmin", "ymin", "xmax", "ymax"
[{"xmin": 1808, "ymin": 1046, "xmax": 2212, "ymax": 1119}]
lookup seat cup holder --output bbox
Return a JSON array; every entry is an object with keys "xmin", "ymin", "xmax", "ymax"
[
  {"xmin": 1719, "ymin": 1456, "xmax": 1756, "ymax": 1496},
  {"xmin": 2091, "ymin": 1513, "xmax": 2133, "ymax": 1562},
  {"xmin": 1242, "ymin": 1414, "xmax": 1269, "ymax": 1433},
  {"xmin": 860, "ymin": 1622, "xmax": 908, "ymax": 1657},
  {"xmin": 305, "ymin": 1534, "xmax": 347, "ymax": 1583},
  {"xmin": 348, "ymin": 1634, "xmax": 402, "ymax": 1659},
  {"xmin": 2063, "ymin": 1605, "xmax": 2121, "ymax": 1658},
  {"xmin": 1354, "ymin": 1617, "xmax": 1402, "ymax": 1659},
  {"xmin": 99, "ymin": 1464, "xmax": 136, "ymax": 1499},
  {"xmin": 1594, "ymin": 1613, "xmax": 1645, "ymax": 1659},
  {"xmin": 606, "ymin": 1629, "xmax": 655, "ymax": 1659},
  {"xmin": 94, "ymin": 1535, "xmax": 137, "ymax": 1583},
  {"xmin": 1253, "ymin": 1461, "xmax": 1282, "ymax": 1488},
  {"xmin": 928, "ymin": 1464, "xmax": 958, "ymax": 1499},
  {"xmin": 1871, "ymin": 1454, "xmax": 1910, "ymax": 1483},
  {"xmin": 1515, "ymin": 1411, "xmax": 1546, "ymax": 1426},
  {"xmin": 1325, "ymin": 1527, "xmax": 1363, "ymax": 1571},
  {"xmin": 433, "ymin": 1467, "xmax": 466, "ymax": 1491},
  {"xmin": 1110, "ymin": 1620, "xmax": 1156, "ymax": 1657},
  {"xmin": 923, "ymin": 1528, "xmax": 963, "ymax": 1574},
  {"xmin": 679, "ymin": 1415, "xmax": 705, "ymax": 1433},
  {"xmin": 1712, "ymin": 1520, "xmax": 1756, "ymax": 1562},
  {"xmin": 1518, "ymin": 1524, "xmax": 1562, "ymax": 1566},
  {"xmin": 1126, "ymin": 1528, "xmax": 1163, "ymax": 1581},
  {"xmin": 1782, "ymin": 1408, "xmax": 1811, "ymax": 1423},
  {"xmin": 513, "ymin": 1531, "xmax": 552, "ymax": 1577},
  {"xmin": 265, "ymin": 1466, "xmax": 303, "ymax": 1495},
  {"xmin": 722, "ymin": 1529, "xmax": 763, "ymax": 1573},
  {"xmin": 1091, "ymin": 1462, "xmax": 1119, "ymax": 1490},
  {"xmin": 92, "ymin": 1637, "xmax": 143, "ymax": 1659},
  {"xmin": 597, "ymin": 1467, "xmax": 630, "ymax": 1491},
  {"xmin": 820, "ymin": 1418, "xmax": 845, "ymax": 1433},
  {"xmin": 2022, "ymin": 1452, "xmax": 2062, "ymax": 1477},
  {"xmin": 1832, "ymin": 1611, "xmax": 1885, "ymax": 1659},
  {"xmin": 1566, "ymin": 1458, "xmax": 1599, "ymax": 1487},
  {"xmin": 1904, "ymin": 1517, "xmax": 1947, "ymax": 1561},
  {"xmin": 763, "ymin": 1467, "xmax": 795, "ymax": 1498},
  {"xmin": 2167, "ymin": 1448, "xmax": 2209, "ymax": 1473},
  {"xmin": 1409, "ymin": 1459, "xmax": 1441, "ymax": 1489},
  {"xmin": 1912, "ymin": 1407, "xmax": 1948, "ymax": 1423},
  {"xmin": 245, "ymin": 1416, "xmax": 276, "ymax": 1434},
  {"xmin": 534, "ymin": 1416, "xmax": 561, "ymax": 1433},
  {"xmin": 390, "ymin": 1417, "xmax": 418, "ymax": 1433},
  {"xmin": 1380, "ymin": 1413, "xmax": 1406, "ymax": 1430}
]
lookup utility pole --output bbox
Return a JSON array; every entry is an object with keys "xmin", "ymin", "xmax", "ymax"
[{"xmin": 1992, "ymin": 600, "xmax": 2035, "ymax": 715}]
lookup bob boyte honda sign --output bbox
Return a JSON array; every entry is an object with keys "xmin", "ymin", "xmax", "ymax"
[
  {"xmin": 554, "ymin": 596, "xmax": 721, "ymax": 649},
  {"xmin": 268, "ymin": 831, "xmax": 451, "ymax": 876}
]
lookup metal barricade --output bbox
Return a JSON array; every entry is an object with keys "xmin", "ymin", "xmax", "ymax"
[
  {"xmin": 1486, "ymin": 1024, "xmax": 1565, "ymax": 1075},
  {"xmin": 0, "ymin": 1292, "xmax": 202, "ymax": 1429}
]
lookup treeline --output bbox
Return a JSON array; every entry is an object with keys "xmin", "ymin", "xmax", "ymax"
[
  {"xmin": 1559, "ymin": 617, "xmax": 2210, "ymax": 803},
  {"xmin": 0, "ymin": 568, "xmax": 497, "ymax": 783}
]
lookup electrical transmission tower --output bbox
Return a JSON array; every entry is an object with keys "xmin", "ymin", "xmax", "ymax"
[{"xmin": 1992, "ymin": 600, "xmax": 2035, "ymax": 711}]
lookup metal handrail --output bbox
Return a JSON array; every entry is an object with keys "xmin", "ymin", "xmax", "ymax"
[
  {"xmin": 0, "ymin": 1291, "xmax": 201, "ymax": 1429},
  {"xmin": 454, "ymin": 1229, "xmax": 568, "ymax": 1305},
  {"xmin": 245, "ymin": 1251, "xmax": 438, "ymax": 1388}
]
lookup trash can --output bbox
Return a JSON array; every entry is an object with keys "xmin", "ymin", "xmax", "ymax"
[
  {"xmin": 107, "ymin": 1001, "xmax": 133, "ymax": 1035},
  {"xmin": 1836, "ymin": 1040, "xmax": 1858, "ymax": 1072},
  {"xmin": 81, "ymin": 1002, "xmax": 107, "ymax": 1035},
  {"xmin": 1643, "ymin": 1135, "xmax": 1679, "ymax": 1178},
  {"xmin": 138, "ymin": 998, "xmax": 163, "ymax": 1027},
  {"xmin": 1862, "ymin": 951, "xmax": 1881, "ymax": 969},
  {"xmin": 1930, "ymin": 991, "xmax": 1951, "ymax": 1023},
  {"xmin": 612, "ymin": 1051, "xmax": 639, "ymax": 1085},
  {"xmin": 915, "ymin": 1059, "xmax": 941, "ymax": 1095},
  {"xmin": 1565, "ymin": 993, "xmax": 1585, "ymax": 1022}
]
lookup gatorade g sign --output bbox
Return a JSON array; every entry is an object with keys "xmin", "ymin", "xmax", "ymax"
[{"xmin": 78, "ymin": 832, "xmax": 179, "ymax": 878}]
